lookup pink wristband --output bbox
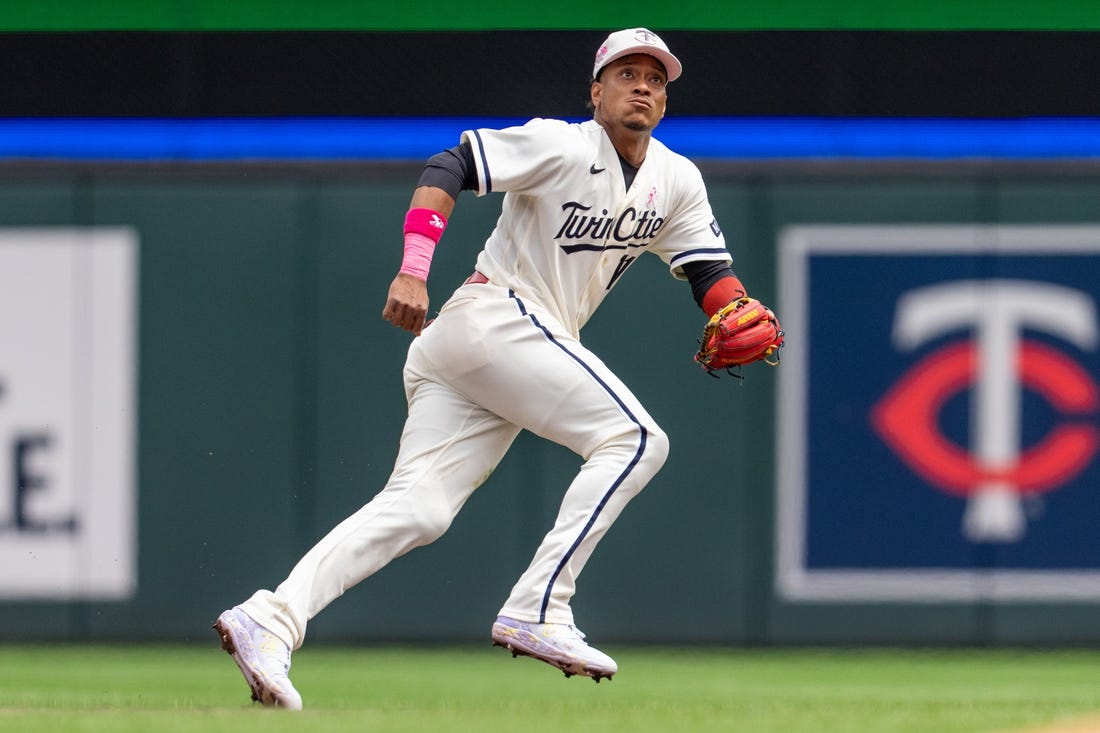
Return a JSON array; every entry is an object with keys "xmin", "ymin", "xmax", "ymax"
[
  {"xmin": 399, "ymin": 232, "xmax": 435, "ymax": 281},
  {"xmin": 404, "ymin": 208, "xmax": 448, "ymax": 242},
  {"xmin": 399, "ymin": 208, "xmax": 447, "ymax": 281}
]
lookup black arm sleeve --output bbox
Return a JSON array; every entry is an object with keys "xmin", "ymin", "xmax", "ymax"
[
  {"xmin": 416, "ymin": 142, "xmax": 478, "ymax": 199},
  {"xmin": 681, "ymin": 259, "xmax": 738, "ymax": 308}
]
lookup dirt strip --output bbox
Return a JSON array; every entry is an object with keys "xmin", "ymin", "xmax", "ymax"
[{"xmin": 1004, "ymin": 713, "xmax": 1100, "ymax": 733}]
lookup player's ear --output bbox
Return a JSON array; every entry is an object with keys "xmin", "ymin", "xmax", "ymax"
[{"xmin": 590, "ymin": 80, "xmax": 602, "ymax": 108}]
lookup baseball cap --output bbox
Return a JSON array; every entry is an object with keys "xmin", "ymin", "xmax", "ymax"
[{"xmin": 592, "ymin": 28, "xmax": 682, "ymax": 83}]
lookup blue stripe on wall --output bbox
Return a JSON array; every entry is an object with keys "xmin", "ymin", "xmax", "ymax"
[{"xmin": 3, "ymin": 117, "xmax": 1100, "ymax": 161}]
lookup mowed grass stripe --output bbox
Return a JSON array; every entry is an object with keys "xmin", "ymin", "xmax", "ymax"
[{"xmin": 0, "ymin": 645, "xmax": 1097, "ymax": 732}]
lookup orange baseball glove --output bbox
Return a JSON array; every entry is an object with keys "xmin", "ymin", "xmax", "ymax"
[{"xmin": 694, "ymin": 296, "xmax": 784, "ymax": 375}]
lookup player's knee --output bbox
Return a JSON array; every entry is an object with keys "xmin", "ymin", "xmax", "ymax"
[
  {"xmin": 606, "ymin": 420, "xmax": 668, "ymax": 484},
  {"xmin": 642, "ymin": 423, "xmax": 670, "ymax": 473},
  {"xmin": 408, "ymin": 498, "xmax": 455, "ymax": 545}
]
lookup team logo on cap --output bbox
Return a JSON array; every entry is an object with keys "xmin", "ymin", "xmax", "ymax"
[{"xmin": 634, "ymin": 29, "xmax": 659, "ymax": 45}]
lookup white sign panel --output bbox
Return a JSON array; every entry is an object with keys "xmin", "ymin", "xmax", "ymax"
[{"xmin": 0, "ymin": 228, "xmax": 138, "ymax": 599}]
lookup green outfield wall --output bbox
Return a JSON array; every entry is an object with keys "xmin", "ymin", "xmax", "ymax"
[{"xmin": 1, "ymin": 161, "xmax": 1098, "ymax": 645}]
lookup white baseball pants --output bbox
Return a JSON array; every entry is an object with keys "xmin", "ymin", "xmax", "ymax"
[{"xmin": 240, "ymin": 281, "xmax": 669, "ymax": 649}]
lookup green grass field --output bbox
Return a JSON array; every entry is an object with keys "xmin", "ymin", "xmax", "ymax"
[{"xmin": 1, "ymin": 644, "xmax": 1098, "ymax": 733}]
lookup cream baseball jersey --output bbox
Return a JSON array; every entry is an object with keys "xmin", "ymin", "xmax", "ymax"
[{"xmin": 462, "ymin": 118, "xmax": 731, "ymax": 335}]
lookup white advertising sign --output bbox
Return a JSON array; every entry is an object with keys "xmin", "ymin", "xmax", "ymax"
[{"xmin": 0, "ymin": 228, "xmax": 138, "ymax": 599}]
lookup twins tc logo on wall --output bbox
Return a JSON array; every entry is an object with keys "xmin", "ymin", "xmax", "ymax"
[
  {"xmin": 776, "ymin": 226, "xmax": 1100, "ymax": 601},
  {"xmin": 871, "ymin": 280, "xmax": 1097, "ymax": 545}
]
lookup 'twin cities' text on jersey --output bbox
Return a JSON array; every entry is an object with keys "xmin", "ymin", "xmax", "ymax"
[
  {"xmin": 554, "ymin": 202, "xmax": 666, "ymax": 251},
  {"xmin": 461, "ymin": 118, "xmax": 731, "ymax": 335}
]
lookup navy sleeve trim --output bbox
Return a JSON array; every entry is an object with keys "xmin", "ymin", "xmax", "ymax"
[
  {"xmin": 669, "ymin": 247, "xmax": 730, "ymax": 266},
  {"xmin": 470, "ymin": 129, "xmax": 492, "ymax": 193}
]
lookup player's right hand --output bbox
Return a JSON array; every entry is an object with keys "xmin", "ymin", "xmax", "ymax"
[{"xmin": 382, "ymin": 272, "xmax": 430, "ymax": 335}]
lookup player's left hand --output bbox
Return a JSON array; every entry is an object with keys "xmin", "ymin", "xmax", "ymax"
[
  {"xmin": 694, "ymin": 296, "xmax": 784, "ymax": 375},
  {"xmin": 382, "ymin": 272, "xmax": 430, "ymax": 335}
]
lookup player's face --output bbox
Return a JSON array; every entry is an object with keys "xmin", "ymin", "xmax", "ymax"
[{"xmin": 591, "ymin": 55, "xmax": 668, "ymax": 133}]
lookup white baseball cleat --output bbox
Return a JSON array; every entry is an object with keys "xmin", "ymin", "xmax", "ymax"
[
  {"xmin": 491, "ymin": 615, "xmax": 618, "ymax": 682},
  {"xmin": 213, "ymin": 607, "xmax": 303, "ymax": 710}
]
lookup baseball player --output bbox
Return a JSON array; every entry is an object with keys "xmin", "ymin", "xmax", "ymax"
[{"xmin": 214, "ymin": 27, "xmax": 766, "ymax": 710}]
